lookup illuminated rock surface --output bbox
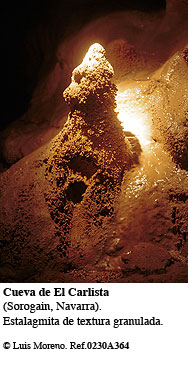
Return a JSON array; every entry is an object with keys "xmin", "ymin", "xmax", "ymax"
[
  {"xmin": 148, "ymin": 49, "xmax": 188, "ymax": 169},
  {"xmin": 0, "ymin": 2, "xmax": 188, "ymax": 282}
]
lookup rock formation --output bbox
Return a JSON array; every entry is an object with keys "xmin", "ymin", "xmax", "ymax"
[
  {"xmin": 0, "ymin": 43, "xmax": 136, "ymax": 282},
  {"xmin": 44, "ymin": 43, "xmax": 136, "ymax": 267},
  {"xmin": 147, "ymin": 48, "xmax": 188, "ymax": 169}
]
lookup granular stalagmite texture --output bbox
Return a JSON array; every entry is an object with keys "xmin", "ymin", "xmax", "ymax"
[
  {"xmin": 44, "ymin": 43, "xmax": 135, "ymax": 267},
  {"xmin": 0, "ymin": 43, "xmax": 136, "ymax": 281}
]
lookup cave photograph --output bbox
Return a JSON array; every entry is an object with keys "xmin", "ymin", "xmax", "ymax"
[{"xmin": 0, "ymin": 0, "xmax": 188, "ymax": 283}]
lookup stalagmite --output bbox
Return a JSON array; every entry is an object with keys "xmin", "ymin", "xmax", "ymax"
[
  {"xmin": 44, "ymin": 43, "xmax": 136, "ymax": 266},
  {"xmin": 0, "ymin": 43, "xmax": 137, "ymax": 281}
]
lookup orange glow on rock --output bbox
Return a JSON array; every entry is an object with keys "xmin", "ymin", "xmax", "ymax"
[{"xmin": 116, "ymin": 83, "xmax": 152, "ymax": 148}]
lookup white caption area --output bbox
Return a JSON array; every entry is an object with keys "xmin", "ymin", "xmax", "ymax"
[{"xmin": 0, "ymin": 283, "xmax": 187, "ymax": 365}]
